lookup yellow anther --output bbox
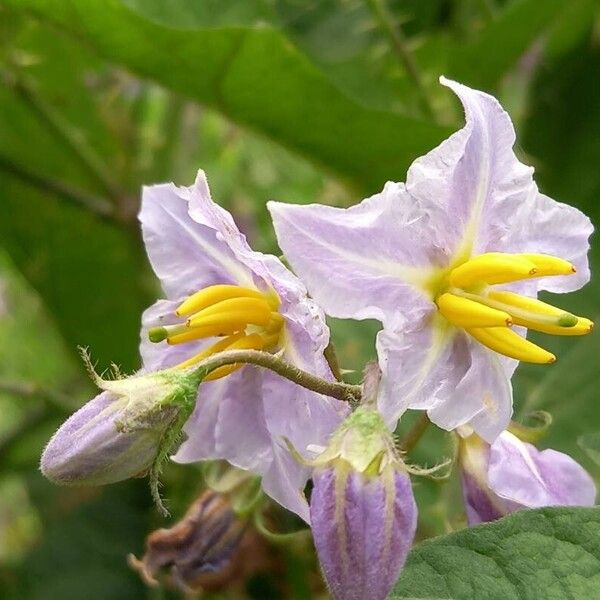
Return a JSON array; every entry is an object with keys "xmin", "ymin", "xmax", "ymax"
[
  {"xmin": 203, "ymin": 333, "xmax": 265, "ymax": 381},
  {"xmin": 466, "ymin": 327, "xmax": 556, "ymax": 364},
  {"xmin": 265, "ymin": 312, "xmax": 285, "ymax": 334},
  {"xmin": 437, "ymin": 293, "xmax": 512, "ymax": 328},
  {"xmin": 166, "ymin": 323, "xmax": 240, "ymax": 345},
  {"xmin": 175, "ymin": 284, "xmax": 268, "ymax": 316},
  {"xmin": 174, "ymin": 333, "xmax": 246, "ymax": 370},
  {"xmin": 487, "ymin": 290, "xmax": 593, "ymax": 336},
  {"xmin": 187, "ymin": 297, "xmax": 272, "ymax": 329},
  {"xmin": 518, "ymin": 254, "xmax": 576, "ymax": 277},
  {"xmin": 449, "ymin": 253, "xmax": 538, "ymax": 288}
]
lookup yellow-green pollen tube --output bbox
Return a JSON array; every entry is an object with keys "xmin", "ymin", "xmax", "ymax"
[
  {"xmin": 435, "ymin": 252, "xmax": 593, "ymax": 364},
  {"xmin": 148, "ymin": 284, "xmax": 284, "ymax": 380}
]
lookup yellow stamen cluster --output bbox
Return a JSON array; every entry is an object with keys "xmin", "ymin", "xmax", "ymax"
[
  {"xmin": 436, "ymin": 253, "xmax": 593, "ymax": 364},
  {"xmin": 149, "ymin": 284, "xmax": 283, "ymax": 380}
]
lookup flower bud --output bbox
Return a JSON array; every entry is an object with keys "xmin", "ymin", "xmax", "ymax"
[
  {"xmin": 459, "ymin": 429, "xmax": 596, "ymax": 525},
  {"xmin": 41, "ymin": 368, "xmax": 199, "ymax": 486},
  {"xmin": 309, "ymin": 407, "xmax": 417, "ymax": 600}
]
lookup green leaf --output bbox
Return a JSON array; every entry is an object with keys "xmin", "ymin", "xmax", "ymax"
[
  {"xmin": 0, "ymin": 15, "xmax": 152, "ymax": 370},
  {"xmin": 392, "ymin": 507, "xmax": 600, "ymax": 599},
  {"xmin": 0, "ymin": 0, "xmax": 450, "ymax": 194}
]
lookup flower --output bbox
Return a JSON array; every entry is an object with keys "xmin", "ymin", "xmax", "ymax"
[
  {"xmin": 307, "ymin": 407, "xmax": 417, "ymax": 600},
  {"xmin": 139, "ymin": 170, "xmax": 348, "ymax": 521},
  {"xmin": 41, "ymin": 367, "xmax": 199, "ymax": 486},
  {"xmin": 459, "ymin": 429, "xmax": 596, "ymax": 525},
  {"xmin": 269, "ymin": 77, "xmax": 593, "ymax": 441}
]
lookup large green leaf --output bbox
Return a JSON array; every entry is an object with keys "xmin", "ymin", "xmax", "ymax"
[
  {"xmin": 1, "ymin": 0, "xmax": 450, "ymax": 194},
  {"xmin": 0, "ymin": 15, "xmax": 151, "ymax": 370},
  {"xmin": 392, "ymin": 507, "xmax": 600, "ymax": 599}
]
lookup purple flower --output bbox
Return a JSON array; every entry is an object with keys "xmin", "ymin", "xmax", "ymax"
[
  {"xmin": 269, "ymin": 77, "xmax": 593, "ymax": 442},
  {"xmin": 139, "ymin": 170, "xmax": 348, "ymax": 521},
  {"xmin": 308, "ymin": 407, "xmax": 417, "ymax": 600},
  {"xmin": 459, "ymin": 430, "xmax": 596, "ymax": 525}
]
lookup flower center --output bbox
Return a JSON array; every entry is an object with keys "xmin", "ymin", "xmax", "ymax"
[
  {"xmin": 435, "ymin": 252, "xmax": 593, "ymax": 364},
  {"xmin": 148, "ymin": 284, "xmax": 284, "ymax": 380}
]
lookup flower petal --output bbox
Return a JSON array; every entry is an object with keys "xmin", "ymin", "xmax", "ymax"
[
  {"xmin": 488, "ymin": 431, "xmax": 596, "ymax": 508},
  {"xmin": 172, "ymin": 367, "xmax": 272, "ymax": 474},
  {"xmin": 268, "ymin": 184, "xmax": 435, "ymax": 324},
  {"xmin": 407, "ymin": 77, "xmax": 536, "ymax": 258},
  {"xmin": 376, "ymin": 312, "xmax": 466, "ymax": 427},
  {"xmin": 495, "ymin": 191, "xmax": 593, "ymax": 294},
  {"xmin": 140, "ymin": 175, "xmax": 255, "ymax": 299}
]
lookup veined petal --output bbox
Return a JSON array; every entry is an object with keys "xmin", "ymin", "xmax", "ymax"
[
  {"xmin": 376, "ymin": 311, "xmax": 466, "ymax": 427},
  {"xmin": 405, "ymin": 77, "xmax": 535, "ymax": 259},
  {"xmin": 172, "ymin": 367, "xmax": 272, "ymax": 474},
  {"xmin": 488, "ymin": 431, "xmax": 596, "ymax": 508},
  {"xmin": 268, "ymin": 183, "xmax": 436, "ymax": 324},
  {"xmin": 139, "ymin": 179, "xmax": 255, "ymax": 299},
  {"xmin": 493, "ymin": 191, "xmax": 593, "ymax": 294}
]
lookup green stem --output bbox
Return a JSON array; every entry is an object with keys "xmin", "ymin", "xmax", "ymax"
[
  {"xmin": 190, "ymin": 349, "xmax": 362, "ymax": 404},
  {"xmin": 399, "ymin": 412, "xmax": 431, "ymax": 453},
  {"xmin": 366, "ymin": 0, "xmax": 437, "ymax": 121},
  {"xmin": 3, "ymin": 69, "xmax": 124, "ymax": 202},
  {"xmin": 0, "ymin": 153, "xmax": 116, "ymax": 222}
]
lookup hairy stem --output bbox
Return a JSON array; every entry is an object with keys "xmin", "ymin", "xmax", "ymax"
[
  {"xmin": 399, "ymin": 412, "xmax": 431, "ymax": 453},
  {"xmin": 366, "ymin": 0, "xmax": 437, "ymax": 121},
  {"xmin": 190, "ymin": 349, "xmax": 362, "ymax": 404}
]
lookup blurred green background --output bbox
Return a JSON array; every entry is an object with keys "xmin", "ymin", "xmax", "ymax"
[{"xmin": 0, "ymin": 0, "xmax": 599, "ymax": 598}]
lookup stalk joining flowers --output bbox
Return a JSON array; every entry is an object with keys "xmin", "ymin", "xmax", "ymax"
[
  {"xmin": 148, "ymin": 284, "xmax": 284, "ymax": 379},
  {"xmin": 435, "ymin": 252, "xmax": 593, "ymax": 364}
]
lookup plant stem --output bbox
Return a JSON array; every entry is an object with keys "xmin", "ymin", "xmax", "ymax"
[
  {"xmin": 190, "ymin": 349, "xmax": 362, "ymax": 404},
  {"xmin": 0, "ymin": 153, "xmax": 116, "ymax": 222},
  {"xmin": 399, "ymin": 412, "xmax": 431, "ymax": 453},
  {"xmin": 366, "ymin": 0, "xmax": 437, "ymax": 121},
  {"xmin": 0, "ymin": 378, "xmax": 74, "ymax": 410},
  {"xmin": 2, "ymin": 69, "xmax": 124, "ymax": 202}
]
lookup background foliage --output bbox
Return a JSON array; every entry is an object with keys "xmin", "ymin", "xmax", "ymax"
[{"xmin": 0, "ymin": 1, "xmax": 599, "ymax": 598}]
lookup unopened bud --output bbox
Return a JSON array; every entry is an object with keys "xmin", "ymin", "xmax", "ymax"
[
  {"xmin": 309, "ymin": 407, "xmax": 417, "ymax": 600},
  {"xmin": 41, "ymin": 368, "xmax": 200, "ymax": 486},
  {"xmin": 459, "ymin": 430, "xmax": 596, "ymax": 525}
]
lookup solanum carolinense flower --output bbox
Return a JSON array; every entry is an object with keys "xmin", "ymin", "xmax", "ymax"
[
  {"xmin": 269, "ymin": 77, "xmax": 593, "ymax": 441},
  {"xmin": 139, "ymin": 170, "xmax": 348, "ymax": 521},
  {"xmin": 306, "ymin": 407, "xmax": 417, "ymax": 600},
  {"xmin": 459, "ymin": 429, "xmax": 596, "ymax": 525}
]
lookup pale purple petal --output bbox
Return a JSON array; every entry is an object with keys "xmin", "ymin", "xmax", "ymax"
[
  {"xmin": 139, "ymin": 179, "xmax": 255, "ymax": 298},
  {"xmin": 268, "ymin": 184, "xmax": 436, "ymax": 324},
  {"xmin": 376, "ymin": 312, "xmax": 466, "ymax": 425},
  {"xmin": 494, "ymin": 191, "xmax": 593, "ymax": 294},
  {"xmin": 408, "ymin": 77, "xmax": 536, "ymax": 258},
  {"xmin": 431, "ymin": 340, "xmax": 513, "ymax": 442},
  {"xmin": 488, "ymin": 431, "xmax": 597, "ymax": 508},
  {"xmin": 261, "ymin": 441, "xmax": 312, "ymax": 523},
  {"xmin": 172, "ymin": 367, "xmax": 272, "ymax": 474}
]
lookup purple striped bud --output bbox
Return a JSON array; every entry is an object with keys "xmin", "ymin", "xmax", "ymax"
[
  {"xmin": 41, "ymin": 368, "xmax": 199, "ymax": 486},
  {"xmin": 309, "ymin": 408, "xmax": 417, "ymax": 600},
  {"xmin": 459, "ymin": 430, "xmax": 596, "ymax": 525}
]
